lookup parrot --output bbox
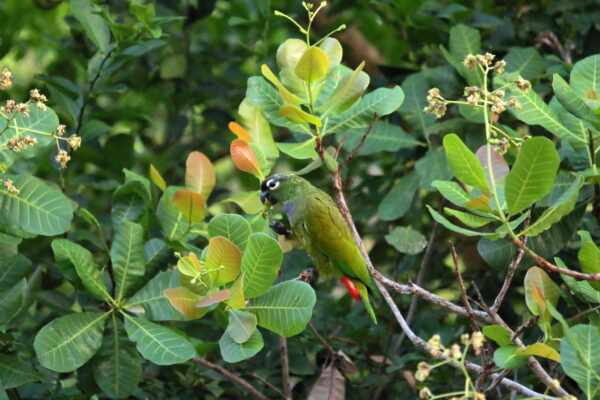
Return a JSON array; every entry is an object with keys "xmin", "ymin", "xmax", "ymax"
[{"xmin": 260, "ymin": 173, "xmax": 377, "ymax": 324}]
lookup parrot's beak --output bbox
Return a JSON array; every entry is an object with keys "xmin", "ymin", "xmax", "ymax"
[{"xmin": 260, "ymin": 191, "xmax": 275, "ymax": 205}]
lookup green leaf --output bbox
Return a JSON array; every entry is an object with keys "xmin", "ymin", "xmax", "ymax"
[
  {"xmin": 111, "ymin": 220, "xmax": 145, "ymax": 301},
  {"xmin": 578, "ymin": 241, "xmax": 600, "ymax": 290},
  {"xmin": 524, "ymin": 267, "xmax": 560, "ymax": 324},
  {"xmin": 207, "ymin": 214, "xmax": 252, "ymax": 251},
  {"xmin": 261, "ymin": 64, "xmax": 302, "ymax": 105},
  {"xmin": 111, "ymin": 180, "xmax": 150, "ymax": 227},
  {"xmin": 51, "ymin": 239, "xmax": 112, "ymax": 302},
  {"xmin": 378, "ymin": 172, "xmax": 419, "ymax": 221},
  {"xmin": 223, "ymin": 191, "xmax": 264, "ymax": 215},
  {"xmin": 517, "ymin": 343, "xmax": 560, "ymax": 362},
  {"xmin": 277, "ymin": 139, "xmax": 318, "ymax": 160},
  {"xmin": 245, "ymin": 281, "xmax": 316, "ymax": 337},
  {"xmin": 325, "ymin": 86, "xmax": 405, "ymax": 134},
  {"xmin": 498, "ymin": 75, "xmax": 585, "ymax": 144},
  {"xmin": 416, "ymin": 150, "xmax": 453, "ymax": 191},
  {"xmin": 552, "ymin": 74, "xmax": 599, "ymax": 122},
  {"xmin": 219, "ymin": 329, "xmax": 264, "ymax": 363},
  {"xmin": 443, "ymin": 134, "xmax": 489, "ymax": 191},
  {"xmin": 427, "ymin": 205, "xmax": 495, "ymax": 237},
  {"xmin": 0, "ymin": 254, "xmax": 32, "ymax": 292},
  {"xmin": 504, "ymin": 47, "xmax": 547, "ymax": 80},
  {"xmin": 431, "ymin": 180, "xmax": 470, "ymax": 207},
  {"xmin": 123, "ymin": 313, "xmax": 195, "ymax": 365},
  {"xmin": 482, "ymin": 325, "xmax": 512, "ymax": 346},
  {"xmin": 521, "ymin": 177, "xmax": 583, "ymax": 236},
  {"xmin": 399, "ymin": 72, "xmax": 436, "ymax": 137},
  {"xmin": 93, "ymin": 315, "xmax": 141, "ymax": 399},
  {"xmin": 246, "ymin": 76, "xmax": 311, "ymax": 134},
  {"xmin": 242, "ymin": 233, "xmax": 283, "ymax": 299},
  {"xmin": 493, "ymin": 345, "xmax": 528, "ymax": 369},
  {"xmin": 0, "ymin": 354, "xmax": 42, "ymax": 389},
  {"xmin": 226, "ymin": 310, "xmax": 257, "ymax": 344},
  {"xmin": 384, "ymin": 226, "xmax": 428, "ymax": 255},
  {"xmin": 279, "ymin": 105, "xmax": 321, "ymax": 127},
  {"xmin": 560, "ymin": 324, "xmax": 600, "ymax": 398},
  {"xmin": 206, "ymin": 236, "xmax": 242, "ymax": 287},
  {"xmin": 0, "ymin": 279, "xmax": 25, "ymax": 325},
  {"xmin": 34, "ymin": 311, "xmax": 109, "ymax": 372},
  {"xmin": 126, "ymin": 271, "xmax": 187, "ymax": 321},
  {"xmin": 319, "ymin": 62, "xmax": 369, "ymax": 114},
  {"xmin": 444, "ymin": 208, "xmax": 495, "ymax": 228},
  {"xmin": 570, "ymin": 54, "xmax": 600, "ymax": 111},
  {"xmin": 505, "ymin": 137, "xmax": 560, "ymax": 215},
  {"xmin": 0, "ymin": 174, "xmax": 73, "ymax": 236},
  {"xmin": 342, "ymin": 121, "xmax": 423, "ymax": 155},
  {"xmin": 444, "ymin": 24, "xmax": 483, "ymax": 86},
  {"xmin": 144, "ymin": 238, "xmax": 170, "ymax": 278},
  {"xmin": 295, "ymin": 46, "xmax": 329, "ymax": 82},
  {"xmin": 238, "ymin": 99, "xmax": 279, "ymax": 165},
  {"xmin": 157, "ymin": 187, "xmax": 194, "ymax": 242},
  {"xmin": 71, "ymin": 0, "xmax": 110, "ymax": 53}
]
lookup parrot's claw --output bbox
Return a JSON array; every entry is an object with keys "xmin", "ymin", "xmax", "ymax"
[
  {"xmin": 269, "ymin": 221, "xmax": 292, "ymax": 237},
  {"xmin": 295, "ymin": 268, "xmax": 319, "ymax": 286}
]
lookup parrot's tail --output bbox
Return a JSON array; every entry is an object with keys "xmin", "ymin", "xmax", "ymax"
[{"xmin": 349, "ymin": 278, "xmax": 378, "ymax": 324}]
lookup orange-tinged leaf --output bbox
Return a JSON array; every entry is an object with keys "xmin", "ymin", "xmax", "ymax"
[
  {"xmin": 173, "ymin": 190, "xmax": 205, "ymax": 225},
  {"xmin": 230, "ymin": 139, "xmax": 263, "ymax": 178},
  {"xmin": 149, "ymin": 164, "xmax": 166, "ymax": 192},
  {"xmin": 177, "ymin": 253, "xmax": 201, "ymax": 277},
  {"xmin": 196, "ymin": 289, "xmax": 230, "ymax": 307},
  {"xmin": 228, "ymin": 121, "xmax": 253, "ymax": 142},
  {"xmin": 524, "ymin": 267, "xmax": 559, "ymax": 322},
  {"xmin": 206, "ymin": 236, "xmax": 242, "ymax": 286},
  {"xmin": 466, "ymin": 195, "xmax": 494, "ymax": 213},
  {"xmin": 163, "ymin": 287, "xmax": 208, "ymax": 319},
  {"xmin": 185, "ymin": 151, "xmax": 216, "ymax": 199}
]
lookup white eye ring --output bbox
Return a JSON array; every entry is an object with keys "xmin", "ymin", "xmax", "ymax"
[{"xmin": 268, "ymin": 180, "xmax": 280, "ymax": 190}]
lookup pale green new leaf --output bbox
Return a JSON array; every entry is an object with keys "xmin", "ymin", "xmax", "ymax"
[
  {"xmin": 245, "ymin": 281, "xmax": 316, "ymax": 337},
  {"xmin": 427, "ymin": 205, "xmax": 495, "ymax": 237},
  {"xmin": 570, "ymin": 54, "xmax": 600, "ymax": 111},
  {"xmin": 241, "ymin": 233, "xmax": 283, "ymax": 299},
  {"xmin": 219, "ymin": 329, "xmax": 263, "ymax": 363},
  {"xmin": 431, "ymin": 180, "xmax": 470, "ymax": 207},
  {"xmin": 505, "ymin": 137, "xmax": 560, "ymax": 215},
  {"xmin": 578, "ymin": 241, "xmax": 600, "ymax": 290},
  {"xmin": 443, "ymin": 134, "xmax": 489, "ymax": 191},
  {"xmin": 111, "ymin": 220, "xmax": 145, "ymax": 301},
  {"xmin": 0, "ymin": 174, "xmax": 73, "ymax": 236},
  {"xmin": 123, "ymin": 314, "xmax": 195, "ymax": 365},
  {"xmin": 552, "ymin": 74, "xmax": 598, "ymax": 122},
  {"xmin": 126, "ymin": 271, "xmax": 188, "ymax": 321},
  {"xmin": 444, "ymin": 208, "xmax": 495, "ymax": 228},
  {"xmin": 277, "ymin": 139, "xmax": 318, "ymax": 160},
  {"xmin": 34, "ymin": 311, "xmax": 109, "ymax": 372}
]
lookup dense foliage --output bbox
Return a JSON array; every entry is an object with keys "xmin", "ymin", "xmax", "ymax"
[{"xmin": 2, "ymin": 0, "xmax": 600, "ymax": 399}]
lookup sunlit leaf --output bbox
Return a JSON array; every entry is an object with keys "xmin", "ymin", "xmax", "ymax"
[
  {"xmin": 207, "ymin": 214, "xmax": 252, "ymax": 250},
  {"xmin": 516, "ymin": 343, "xmax": 560, "ymax": 362},
  {"xmin": 149, "ymin": 164, "xmax": 166, "ymax": 192},
  {"xmin": 185, "ymin": 151, "xmax": 216, "ymax": 199},
  {"xmin": 172, "ymin": 189, "xmax": 205, "ymax": 225},
  {"xmin": 277, "ymin": 139, "xmax": 318, "ymax": 160},
  {"xmin": 279, "ymin": 104, "xmax": 321, "ymax": 126},
  {"xmin": 230, "ymin": 139, "xmax": 263, "ymax": 179},
  {"xmin": 206, "ymin": 236, "xmax": 242, "ymax": 286},
  {"xmin": 443, "ymin": 133, "xmax": 489, "ymax": 191},
  {"xmin": 295, "ymin": 46, "xmax": 329, "ymax": 82},
  {"xmin": 163, "ymin": 287, "xmax": 207, "ymax": 319},
  {"xmin": 524, "ymin": 267, "xmax": 559, "ymax": 323},
  {"xmin": 241, "ymin": 233, "xmax": 283, "ymax": 298},
  {"xmin": 261, "ymin": 64, "xmax": 302, "ymax": 104},
  {"xmin": 578, "ymin": 241, "xmax": 600, "ymax": 290}
]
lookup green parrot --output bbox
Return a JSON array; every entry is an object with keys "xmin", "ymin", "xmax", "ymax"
[{"xmin": 260, "ymin": 174, "xmax": 377, "ymax": 324}]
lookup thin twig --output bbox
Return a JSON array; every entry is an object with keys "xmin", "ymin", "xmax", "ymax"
[
  {"xmin": 191, "ymin": 357, "xmax": 270, "ymax": 400},
  {"xmin": 491, "ymin": 237, "xmax": 527, "ymax": 313},
  {"xmin": 251, "ymin": 373, "xmax": 286, "ymax": 399},
  {"xmin": 449, "ymin": 243, "xmax": 479, "ymax": 332},
  {"xmin": 512, "ymin": 238, "xmax": 600, "ymax": 280},
  {"xmin": 339, "ymin": 113, "xmax": 378, "ymax": 170},
  {"xmin": 308, "ymin": 322, "xmax": 335, "ymax": 355},
  {"xmin": 279, "ymin": 336, "xmax": 292, "ymax": 400}
]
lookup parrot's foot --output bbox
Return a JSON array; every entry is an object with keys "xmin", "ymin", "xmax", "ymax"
[
  {"xmin": 269, "ymin": 221, "xmax": 292, "ymax": 237},
  {"xmin": 340, "ymin": 277, "xmax": 362, "ymax": 301},
  {"xmin": 295, "ymin": 268, "xmax": 319, "ymax": 286}
]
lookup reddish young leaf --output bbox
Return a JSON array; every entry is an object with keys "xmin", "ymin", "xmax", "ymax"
[
  {"xmin": 185, "ymin": 151, "xmax": 216, "ymax": 199},
  {"xmin": 228, "ymin": 122, "xmax": 253, "ymax": 142},
  {"xmin": 230, "ymin": 139, "xmax": 263, "ymax": 178},
  {"xmin": 196, "ymin": 289, "xmax": 231, "ymax": 307},
  {"xmin": 476, "ymin": 146, "xmax": 509, "ymax": 185},
  {"xmin": 163, "ymin": 287, "xmax": 208, "ymax": 319}
]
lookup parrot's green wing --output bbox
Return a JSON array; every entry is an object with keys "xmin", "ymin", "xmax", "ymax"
[{"xmin": 299, "ymin": 192, "xmax": 372, "ymax": 286}]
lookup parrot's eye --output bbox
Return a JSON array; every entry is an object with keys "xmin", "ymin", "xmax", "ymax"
[{"xmin": 267, "ymin": 180, "xmax": 280, "ymax": 190}]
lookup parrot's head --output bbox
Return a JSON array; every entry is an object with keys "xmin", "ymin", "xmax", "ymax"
[{"xmin": 260, "ymin": 174, "xmax": 309, "ymax": 205}]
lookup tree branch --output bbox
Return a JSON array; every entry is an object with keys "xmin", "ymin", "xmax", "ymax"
[
  {"xmin": 279, "ymin": 336, "xmax": 292, "ymax": 400},
  {"xmin": 191, "ymin": 356, "xmax": 270, "ymax": 400},
  {"xmin": 491, "ymin": 237, "xmax": 526, "ymax": 313},
  {"xmin": 512, "ymin": 237, "xmax": 600, "ymax": 280}
]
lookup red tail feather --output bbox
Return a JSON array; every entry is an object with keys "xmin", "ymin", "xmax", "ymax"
[{"xmin": 340, "ymin": 277, "xmax": 362, "ymax": 301}]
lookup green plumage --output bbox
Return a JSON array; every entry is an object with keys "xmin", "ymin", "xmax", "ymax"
[{"xmin": 261, "ymin": 174, "xmax": 377, "ymax": 324}]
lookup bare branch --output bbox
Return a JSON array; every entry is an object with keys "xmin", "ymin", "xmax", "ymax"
[
  {"xmin": 513, "ymin": 238, "xmax": 600, "ymax": 280},
  {"xmin": 491, "ymin": 237, "xmax": 526, "ymax": 313},
  {"xmin": 449, "ymin": 242, "xmax": 479, "ymax": 332},
  {"xmin": 339, "ymin": 113, "xmax": 378, "ymax": 170},
  {"xmin": 191, "ymin": 356, "xmax": 270, "ymax": 400},
  {"xmin": 279, "ymin": 336, "xmax": 292, "ymax": 400}
]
